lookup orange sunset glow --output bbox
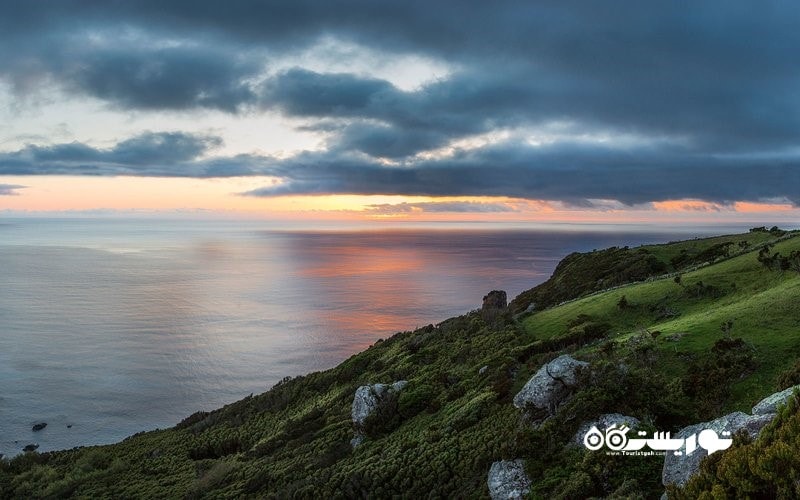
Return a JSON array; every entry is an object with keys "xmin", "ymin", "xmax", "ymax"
[{"xmin": 3, "ymin": 175, "xmax": 798, "ymax": 226}]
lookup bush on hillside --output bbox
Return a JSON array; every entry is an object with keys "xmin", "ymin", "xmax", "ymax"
[
  {"xmin": 776, "ymin": 360, "xmax": 800, "ymax": 391},
  {"xmin": 683, "ymin": 338, "xmax": 757, "ymax": 418},
  {"xmin": 676, "ymin": 393, "xmax": 800, "ymax": 499}
]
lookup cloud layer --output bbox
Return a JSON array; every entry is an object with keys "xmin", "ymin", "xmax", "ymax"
[
  {"xmin": 0, "ymin": 184, "xmax": 25, "ymax": 196},
  {"xmin": 1, "ymin": 2, "xmax": 800, "ymax": 205}
]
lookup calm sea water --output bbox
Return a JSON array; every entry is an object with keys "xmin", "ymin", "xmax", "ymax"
[{"xmin": 0, "ymin": 218, "xmax": 730, "ymax": 456}]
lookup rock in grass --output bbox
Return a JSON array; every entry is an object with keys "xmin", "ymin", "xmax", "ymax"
[
  {"xmin": 512, "ymin": 354, "xmax": 588, "ymax": 412},
  {"xmin": 351, "ymin": 386, "xmax": 381, "ymax": 428},
  {"xmin": 350, "ymin": 381, "xmax": 408, "ymax": 447},
  {"xmin": 752, "ymin": 385, "xmax": 800, "ymax": 415},
  {"xmin": 487, "ymin": 459, "xmax": 531, "ymax": 500},
  {"xmin": 662, "ymin": 411, "xmax": 775, "ymax": 488}
]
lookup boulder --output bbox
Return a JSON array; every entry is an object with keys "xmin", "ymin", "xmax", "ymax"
[
  {"xmin": 573, "ymin": 413, "xmax": 641, "ymax": 446},
  {"xmin": 662, "ymin": 411, "xmax": 775, "ymax": 488},
  {"xmin": 392, "ymin": 380, "xmax": 408, "ymax": 391},
  {"xmin": 479, "ymin": 365, "xmax": 489, "ymax": 375},
  {"xmin": 351, "ymin": 386, "xmax": 381, "ymax": 428},
  {"xmin": 483, "ymin": 290, "xmax": 508, "ymax": 310},
  {"xmin": 23, "ymin": 444, "xmax": 39, "ymax": 452},
  {"xmin": 487, "ymin": 459, "xmax": 531, "ymax": 500},
  {"xmin": 32, "ymin": 422, "xmax": 47, "ymax": 432},
  {"xmin": 513, "ymin": 355, "xmax": 589, "ymax": 412},
  {"xmin": 350, "ymin": 381, "xmax": 408, "ymax": 447},
  {"xmin": 752, "ymin": 385, "xmax": 800, "ymax": 415}
]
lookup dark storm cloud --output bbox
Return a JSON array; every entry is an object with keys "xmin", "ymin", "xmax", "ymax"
[
  {"xmin": 2, "ymin": 1, "xmax": 800, "ymax": 204},
  {"xmin": 63, "ymin": 46, "xmax": 260, "ymax": 112},
  {"xmin": 243, "ymin": 143, "xmax": 800, "ymax": 206},
  {"xmin": 0, "ymin": 132, "xmax": 224, "ymax": 176},
  {"xmin": 2, "ymin": 133, "xmax": 799, "ymax": 204},
  {"xmin": 1, "ymin": 39, "xmax": 261, "ymax": 112},
  {"xmin": 0, "ymin": 184, "xmax": 26, "ymax": 195},
  {"xmin": 261, "ymin": 68, "xmax": 531, "ymax": 157},
  {"xmin": 262, "ymin": 69, "xmax": 394, "ymax": 117}
]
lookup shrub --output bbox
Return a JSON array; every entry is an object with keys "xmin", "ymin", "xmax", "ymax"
[
  {"xmin": 684, "ymin": 280, "xmax": 725, "ymax": 299},
  {"xmin": 398, "ymin": 383, "xmax": 437, "ymax": 418},
  {"xmin": 187, "ymin": 461, "xmax": 239, "ymax": 499},
  {"xmin": 189, "ymin": 437, "xmax": 247, "ymax": 460},
  {"xmin": 677, "ymin": 394, "xmax": 800, "ymax": 498},
  {"xmin": 776, "ymin": 360, "xmax": 800, "ymax": 391},
  {"xmin": 361, "ymin": 392, "xmax": 401, "ymax": 438},
  {"xmin": 683, "ymin": 338, "xmax": 757, "ymax": 418}
]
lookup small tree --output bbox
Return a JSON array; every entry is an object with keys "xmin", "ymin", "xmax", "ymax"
[
  {"xmin": 674, "ymin": 275, "xmax": 682, "ymax": 286},
  {"xmin": 617, "ymin": 295, "xmax": 629, "ymax": 310}
]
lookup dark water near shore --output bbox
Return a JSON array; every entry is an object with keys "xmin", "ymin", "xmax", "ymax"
[{"xmin": 0, "ymin": 218, "xmax": 728, "ymax": 456}]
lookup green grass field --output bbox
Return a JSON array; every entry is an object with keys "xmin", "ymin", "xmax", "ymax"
[{"xmin": 523, "ymin": 234, "xmax": 800, "ymax": 412}]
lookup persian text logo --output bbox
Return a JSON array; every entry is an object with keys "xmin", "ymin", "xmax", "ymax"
[{"xmin": 583, "ymin": 424, "xmax": 733, "ymax": 456}]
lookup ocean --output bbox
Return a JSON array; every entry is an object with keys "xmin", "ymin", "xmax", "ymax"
[{"xmin": 0, "ymin": 218, "xmax": 734, "ymax": 456}]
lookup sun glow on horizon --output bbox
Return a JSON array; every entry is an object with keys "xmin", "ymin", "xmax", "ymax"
[{"xmin": 2, "ymin": 175, "xmax": 799, "ymax": 227}]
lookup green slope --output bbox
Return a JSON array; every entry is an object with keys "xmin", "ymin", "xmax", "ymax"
[
  {"xmin": 523, "ymin": 233, "xmax": 800, "ymax": 411},
  {"xmin": 2, "ymin": 229, "xmax": 799, "ymax": 499}
]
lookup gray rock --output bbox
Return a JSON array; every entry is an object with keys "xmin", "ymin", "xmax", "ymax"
[
  {"xmin": 392, "ymin": 380, "xmax": 408, "ymax": 391},
  {"xmin": 752, "ymin": 385, "xmax": 800, "ymax": 415},
  {"xmin": 351, "ymin": 385, "xmax": 381, "ymax": 428},
  {"xmin": 487, "ymin": 459, "xmax": 531, "ymax": 500},
  {"xmin": 662, "ymin": 411, "xmax": 775, "ymax": 488},
  {"xmin": 512, "ymin": 355, "xmax": 589, "ymax": 412},
  {"xmin": 479, "ymin": 365, "xmax": 489, "ymax": 375},
  {"xmin": 350, "ymin": 381, "xmax": 408, "ymax": 448},
  {"xmin": 573, "ymin": 413, "xmax": 641, "ymax": 446}
]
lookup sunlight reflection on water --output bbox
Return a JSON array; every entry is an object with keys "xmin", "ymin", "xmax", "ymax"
[{"xmin": 0, "ymin": 219, "xmax": 707, "ymax": 455}]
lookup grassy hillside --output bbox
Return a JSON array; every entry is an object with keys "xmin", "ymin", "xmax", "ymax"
[
  {"xmin": 508, "ymin": 227, "xmax": 781, "ymax": 314},
  {"xmin": 2, "ymin": 229, "xmax": 799, "ymax": 498}
]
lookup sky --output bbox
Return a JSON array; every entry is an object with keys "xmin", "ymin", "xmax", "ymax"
[{"xmin": 0, "ymin": 1, "xmax": 799, "ymax": 225}]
